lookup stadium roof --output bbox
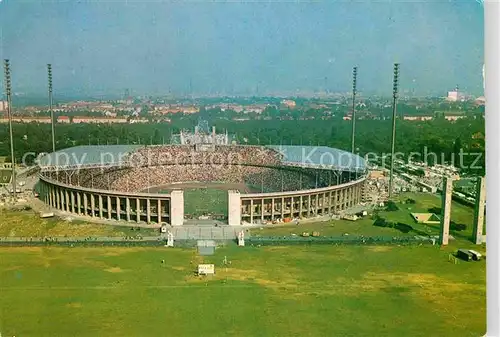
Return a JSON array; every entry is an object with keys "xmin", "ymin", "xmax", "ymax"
[
  {"xmin": 266, "ymin": 145, "xmax": 366, "ymax": 171},
  {"xmin": 38, "ymin": 144, "xmax": 365, "ymax": 172},
  {"xmin": 38, "ymin": 145, "xmax": 140, "ymax": 169}
]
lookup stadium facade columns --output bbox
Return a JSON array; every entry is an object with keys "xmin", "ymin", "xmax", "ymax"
[
  {"xmin": 228, "ymin": 190, "xmax": 241, "ymax": 226},
  {"xmin": 170, "ymin": 189, "xmax": 184, "ymax": 226},
  {"xmin": 472, "ymin": 177, "xmax": 486, "ymax": 245},
  {"xmin": 439, "ymin": 177, "xmax": 452, "ymax": 245}
]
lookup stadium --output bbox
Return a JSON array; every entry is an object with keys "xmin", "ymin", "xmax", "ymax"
[{"xmin": 36, "ymin": 122, "xmax": 367, "ymax": 226}]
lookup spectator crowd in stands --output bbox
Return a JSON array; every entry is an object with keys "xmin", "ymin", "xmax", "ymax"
[{"xmin": 42, "ymin": 145, "xmax": 357, "ymax": 193}]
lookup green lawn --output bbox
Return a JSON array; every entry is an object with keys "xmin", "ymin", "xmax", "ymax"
[
  {"xmin": 0, "ymin": 243, "xmax": 486, "ymax": 336},
  {"xmin": 252, "ymin": 192, "xmax": 482, "ymax": 243},
  {"xmin": 158, "ymin": 187, "xmax": 229, "ymax": 216},
  {"xmin": 184, "ymin": 188, "xmax": 228, "ymax": 216},
  {"xmin": 0, "ymin": 209, "xmax": 158, "ymax": 238}
]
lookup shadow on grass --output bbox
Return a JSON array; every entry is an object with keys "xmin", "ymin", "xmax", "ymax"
[{"xmin": 427, "ymin": 207, "xmax": 442, "ymax": 215}]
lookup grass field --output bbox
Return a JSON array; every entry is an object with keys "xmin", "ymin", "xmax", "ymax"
[
  {"xmin": 252, "ymin": 192, "xmax": 482, "ymax": 243},
  {"xmin": 183, "ymin": 188, "xmax": 229, "ymax": 215},
  {"xmin": 154, "ymin": 184, "xmax": 236, "ymax": 216},
  {"xmin": 150, "ymin": 182, "xmax": 261, "ymax": 216},
  {"xmin": 0, "ymin": 209, "xmax": 159, "ymax": 238},
  {"xmin": 0, "ymin": 242, "xmax": 486, "ymax": 336}
]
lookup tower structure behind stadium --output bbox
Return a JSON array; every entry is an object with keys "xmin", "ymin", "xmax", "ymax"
[{"xmin": 171, "ymin": 119, "xmax": 234, "ymax": 151}]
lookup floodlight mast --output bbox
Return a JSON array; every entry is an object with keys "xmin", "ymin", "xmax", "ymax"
[
  {"xmin": 48, "ymin": 64, "xmax": 55, "ymax": 153},
  {"xmin": 351, "ymin": 66, "xmax": 358, "ymax": 154},
  {"xmin": 4, "ymin": 59, "xmax": 16, "ymax": 201},
  {"xmin": 388, "ymin": 63, "xmax": 400, "ymax": 199}
]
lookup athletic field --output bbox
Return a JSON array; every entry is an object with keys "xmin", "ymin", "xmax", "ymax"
[
  {"xmin": 0, "ymin": 243, "xmax": 485, "ymax": 336},
  {"xmin": 147, "ymin": 182, "xmax": 259, "ymax": 216}
]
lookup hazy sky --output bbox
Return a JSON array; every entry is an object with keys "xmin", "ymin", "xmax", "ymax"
[{"xmin": 0, "ymin": 0, "xmax": 484, "ymax": 97}]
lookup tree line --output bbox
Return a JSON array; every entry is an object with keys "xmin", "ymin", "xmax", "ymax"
[{"xmin": 0, "ymin": 115, "xmax": 485, "ymax": 175}]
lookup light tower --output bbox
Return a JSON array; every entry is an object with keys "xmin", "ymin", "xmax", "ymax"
[
  {"xmin": 350, "ymin": 66, "xmax": 358, "ymax": 154},
  {"xmin": 3, "ymin": 59, "xmax": 16, "ymax": 201},
  {"xmin": 48, "ymin": 64, "xmax": 55, "ymax": 153},
  {"xmin": 388, "ymin": 63, "xmax": 400, "ymax": 199}
]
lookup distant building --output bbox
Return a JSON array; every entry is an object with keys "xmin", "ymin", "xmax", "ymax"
[
  {"xmin": 403, "ymin": 115, "xmax": 433, "ymax": 121},
  {"xmin": 182, "ymin": 106, "xmax": 199, "ymax": 114},
  {"xmin": 0, "ymin": 100, "xmax": 8, "ymax": 112},
  {"xmin": 444, "ymin": 115, "xmax": 466, "ymax": 122},
  {"xmin": 446, "ymin": 86, "xmax": 466, "ymax": 102},
  {"xmin": 104, "ymin": 111, "xmax": 118, "ymax": 117},
  {"xmin": 0, "ymin": 117, "xmax": 51, "ymax": 124},
  {"xmin": 446, "ymin": 90, "xmax": 459, "ymax": 102},
  {"xmin": 72, "ymin": 117, "xmax": 128, "ymax": 124},
  {"xmin": 474, "ymin": 96, "xmax": 485, "ymax": 106},
  {"xmin": 281, "ymin": 99, "xmax": 296, "ymax": 108},
  {"xmin": 57, "ymin": 116, "xmax": 71, "ymax": 123}
]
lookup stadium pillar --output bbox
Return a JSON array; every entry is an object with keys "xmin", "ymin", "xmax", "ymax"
[
  {"xmin": 271, "ymin": 198, "xmax": 275, "ymax": 220},
  {"xmin": 71, "ymin": 191, "xmax": 75, "ymax": 214},
  {"xmin": 299, "ymin": 196, "xmax": 303, "ymax": 217},
  {"xmin": 307, "ymin": 195, "xmax": 311, "ymax": 217},
  {"xmin": 77, "ymin": 192, "xmax": 81, "ymax": 215},
  {"xmin": 157, "ymin": 199, "xmax": 162, "ymax": 224},
  {"xmin": 261, "ymin": 199, "xmax": 265, "ymax": 222},
  {"xmin": 90, "ymin": 194, "xmax": 95, "ymax": 218},
  {"xmin": 439, "ymin": 177, "xmax": 452, "ymax": 245},
  {"xmin": 170, "ymin": 190, "xmax": 184, "ymax": 226},
  {"xmin": 136, "ymin": 198, "xmax": 141, "ymax": 223},
  {"xmin": 146, "ymin": 198, "xmax": 151, "ymax": 223},
  {"xmin": 329, "ymin": 191, "xmax": 333, "ymax": 214},
  {"xmin": 250, "ymin": 199, "xmax": 254, "ymax": 224},
  {"xmin": 228, "ymin": 190, "xmax": 241, "ymax": 226},
  {"xmin": 58, "ymin": 188, "xmax": 63, "ymax": 210},
  {"xmin": 280, "ymin": 197, "xmax": 285, "ymax": 219},
  {"xmin": 50, "ymin": 186, "xmax": 54, "ymax": 208},
  {"xmin": 472, "ymin": 176, "xmax": 486, "ymax": 245},
  {"xmin": 116, "ymin": 197, "xmax": 121, "ymax": 221},
  {"xmin": 65, "ymin": 190, "xmax": 70, "ymax": 212},
  {"xmin": 290, "ymin": 196, "xmax": 294, "ymax": 218},
  {"xmin": 315, "ymin": 194, "xmax": 319, "ymax": 216},
  {"xmin": 107, "ymin": 195, "xmax": 112, "ymax": 220},
  {"xmin": 83, "ymin": 193, "xmax": 88, "ymax": 216},
  {"xmin": 126, "ymin": 198, "xmax": 131, "ymax": 222},
  {"xmin": 98, "ymin": 195, "xmax": 104, "ymax": 219}
]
